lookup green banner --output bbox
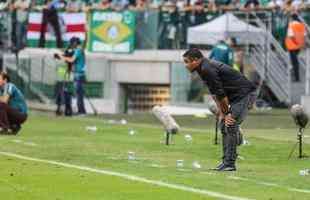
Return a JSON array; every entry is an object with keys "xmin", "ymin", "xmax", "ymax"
[{"xmin": 88, "ymin": 11, "xmax": 136, "ymax": 53}]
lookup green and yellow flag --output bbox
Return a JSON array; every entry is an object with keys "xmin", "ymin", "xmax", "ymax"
[{"xmin": 88, "ymin": 11, "xmax": 136, "ymax": 53}]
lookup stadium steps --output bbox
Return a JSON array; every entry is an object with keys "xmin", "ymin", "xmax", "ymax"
[{"xmin": 246, "ymin": 12, "xmax": 310, "ymax": 105}]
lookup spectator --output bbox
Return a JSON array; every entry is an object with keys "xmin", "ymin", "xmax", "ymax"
[
  {"xmin": 285, "ymin": 13, "xmax": 306, "ymax": 82},
  {"xmin": 292, "ymin": 0, "xmax": 303, "ymax": 10},
  {"xmin": 38, "ymin": 0, "xmax": 66, "ymax": 48},
  {"xmin": 111, "ymin": 0, "xmax": 129, "ymax": 11},
  {"xmin": 242, "ymin": 0, "xmax": 260, "ymax": 10},
  {"xmin": 192, "ymin": 0, "xmax": 206, "ymax": 25},
  {"xmin": 282, "ymin": 0, "xmax": 295, "ymax": 14},
  {"xmin": 92, "ymin": 0, "xmax": 112, "ymax": 10},
  {"xmin": 177, "ymin": 0, "xmax": 190, "ymax": 48},
  {"xmin": 129, "ymin": 0, "xmax": 146, "ymax": 11},
  {"xmin": 207, "ymin": 0, "xmax": 218, "ymax": 12},
  {"xmin": 0, "ymin": 0, "xmax": 9, "ymax": 10},
  {"xmin": 224, "ymin": 0, "xmax": 241, "ymax": 10},
  {"xmin": 149, "ymin": 0, "xmax": 163, "ymax": 9},
  {"xmin": 230, "ymin": 38, "xmax": 244, "ymax": 74},
  {"xmin": 209, "ymin": 38, "xmax": 234, "ymax": 66},
  {"xmin": 13, "ymin": 0, "xmax": 30, "ymax": 50},
  {"xmin": 66, "ymin": 0, "xmax": 84, "ymax": 12},
  {"xmin": 267, "ymin": 0, "xmax": 283, "ymax": 10},
  {"xmin": 159, "ymin": 1, "xmax": 178, "ymax": 49}
]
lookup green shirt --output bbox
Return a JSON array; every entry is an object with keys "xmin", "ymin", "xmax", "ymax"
[
  {"xmin": 2, "ymin": 83, "xmax": 28, "ymax": 114},
  {"xmin": 209, "ymin": 42, "xmax": 234, "ymax": 66}
]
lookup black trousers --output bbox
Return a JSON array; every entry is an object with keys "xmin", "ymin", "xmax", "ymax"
[
  {"xmin": 55, "ymin": 82, "xmax": 72, "ymax": 116},
  {"xmin": 289, "ymin": 50, "xmax": 300, "ymax": 82},
  {"xmin": 0, "ymin": 102, "xmax": 27, "ymax": 130},
  {"xmin": 219, "ymin": 93, "xmax": 253, "ymax": 166},
  {"xmin": 39, "ymin": 8, "xmax": 63, "ymax": 48}
]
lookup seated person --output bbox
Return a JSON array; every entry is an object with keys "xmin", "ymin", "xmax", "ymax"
[{"xmin": 0, "ymin": 72, "xmax": 28, "ymax": 134}]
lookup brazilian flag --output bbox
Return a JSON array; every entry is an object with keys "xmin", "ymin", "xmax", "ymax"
[{"xmin": 88, "ymin": 11, "xmax": 136, "ymax": 53}]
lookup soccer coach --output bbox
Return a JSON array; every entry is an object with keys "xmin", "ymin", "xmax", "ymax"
[{"xmin": 183, "ymin": 49, "xmax": 256, "ymax": 171}]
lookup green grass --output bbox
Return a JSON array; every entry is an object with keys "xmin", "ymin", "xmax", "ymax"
[{"xmin": 0, "ymin": 109, "xmax": 309, "ymax": 200}]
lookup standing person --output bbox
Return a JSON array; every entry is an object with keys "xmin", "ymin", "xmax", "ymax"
[
  {"xmin": 230, "ymin": 37, "xmax": 244, "ymax": 74},
  {"xmin": 57, "ymin": 37, "xmax": 86, "ymax": 115},
  {"xmin": 0, "ymin": 72, "xmax": 28, "ymax": 134},
  {"xmin": 285, "ymin": 13, "xmax": 306, "ymax": 82},
  {"xmin": 54, "ymin": 46, "xmax": 74, "ymax": 116},
  {"xmin": 38, "ymin": 0, "xmax": 65, "ymax": 48},
  {"xmin": 182, "ymin": 48, "xmax": 256, "ymax": 171},
  {"xmin": 209, "ymin": 39, "xmax": 234, "ymax": 67},
  {"xmin": 13, "ymin": 0, "xmax": 31, "ymax": 50}
]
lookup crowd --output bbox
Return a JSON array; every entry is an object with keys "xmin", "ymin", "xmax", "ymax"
[{"xmin": 0, "ymin": 0, "xmax": 309, "ymax": 50}]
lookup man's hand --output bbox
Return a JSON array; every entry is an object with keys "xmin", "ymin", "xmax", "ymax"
[
  {"xmin": 215, "ymin": 110, "xmax": 224, "ymax": 121},
  {"xmin": 224, "ymin": 113, "xmax": 235, "ymax": 126}
]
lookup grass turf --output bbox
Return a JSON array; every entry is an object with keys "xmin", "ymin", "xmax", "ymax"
[{"xmin": 0, "ymin": 109, "xmax": 309, "ymax": 200}]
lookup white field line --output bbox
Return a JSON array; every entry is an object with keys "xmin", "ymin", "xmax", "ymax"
[
  {"xmin": 227, "ymin": 176, "xmax": 310, "ymax": 194},
  {"xmin": 0, "ymin": 151, "xmax": 253, "ymax": 200},
  {"xmin": 11, "ymin": 139, "xmax": 38, "ymax": 146}
]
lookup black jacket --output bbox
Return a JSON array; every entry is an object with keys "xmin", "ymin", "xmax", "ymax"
[{"xmin": 195, "ymin": 58, "xmax": 256, "ymax": 103}]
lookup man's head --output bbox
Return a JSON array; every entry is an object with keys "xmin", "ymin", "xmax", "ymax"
[
  {"xmin": 182, "ymin": 48, "xmax": 204, "ymax": 72},
  {"xmin": 227, "ymin": 37, "xmax": 237, "ymax": 47},
  {"xmin": 69, "ymin": 37, "xmax": 81, "ymax": 48},
  {"xmin": 291, "ymin": 13, "xmax": 301, "ymax": 22},
  {"xmin": 0, "ymin": 72, "xmax": 9, "ymax": 87}
]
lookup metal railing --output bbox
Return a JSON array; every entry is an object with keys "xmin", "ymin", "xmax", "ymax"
[
  {"xmin": 245, "ymin": 12, "xmax": 292, "ymax": 104},
  {"xmin": 297, "ymin": 13, "xmax": 310, "ymax": 96}
]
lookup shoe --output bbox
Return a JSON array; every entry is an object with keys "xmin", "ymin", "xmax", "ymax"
[
  {"xmin": 215, "ymin": 164, "xmax": 236, "ymax": 171},
  {"xmin": 0, "ymin": 127, "xmax": 8, "ymax": 135},
  {"xmin": 9, "ymin": 124, "xmax": 21, "ymax": 135},
  {"xmin": 211, "ymin": 163, "xmax": 225, "ymax": 170}
]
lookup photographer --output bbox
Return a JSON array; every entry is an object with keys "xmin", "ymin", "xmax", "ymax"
[
  {"xmin": 54, "ymin": 46, "xmax": 74, "ymax": 116},
  {"xmin": 0, "ymin": 72, "xmax": 28, "ymax": 135},
  {"xmin": 55, "ymin": 37, "xmax": 86, "ymax": 115}
]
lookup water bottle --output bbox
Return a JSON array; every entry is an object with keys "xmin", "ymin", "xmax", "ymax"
[
  {"xmin": 176, "ymin": 160, "xmax": 184, "ymax": 168},
  {"xmin": 86, "ymin": 126, "xmax": 97, "ymax": 132},
  {"xmin": 128, "ymin": 151, "xmax": 136, "ymax": 161}
]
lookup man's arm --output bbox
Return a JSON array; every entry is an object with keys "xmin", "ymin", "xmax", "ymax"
[
  {"xmin": 215, "ymin": 96, "xmax": 235, "ymax": 126},
  {"xmin": 59, "ymin": 54, "xmax": 76, "ymax": 63},
  {"xmin": 216, "ymin": 96, "xmax": 230, "ymax": 115},
  {"xmin": 0, "ymin": 94, "xmax": 9, "ymax": 104}
]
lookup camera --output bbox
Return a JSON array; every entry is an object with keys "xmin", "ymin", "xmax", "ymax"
[{"xmin": 54, "ymin": 53, "xmax": 61, "ymax": 59}]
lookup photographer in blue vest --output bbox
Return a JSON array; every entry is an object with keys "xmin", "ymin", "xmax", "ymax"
[{"xmin": 55, "ymin": 37, "xmax": 86, "ymax": 115}]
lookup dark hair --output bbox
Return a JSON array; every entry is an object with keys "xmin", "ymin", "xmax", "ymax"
[
  {"xmin": 0, "ymin": 71, "xmax": 10, "ymax": 82},
  {"xmin": 183, "ymin": 48, "xmax": 204, "ymax": 60},
  {"xmin": 69, "ymin": 37, "xmax": 81, "ymax": 47},
  {"xmin": 230, "ymin": 37, "xmax": 237, "ymax": 45},
  {"xmin": 291, "ymin": 13, "xmax": 301, "ymax": 22}
]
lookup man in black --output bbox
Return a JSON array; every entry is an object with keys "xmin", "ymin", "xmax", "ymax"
[{"xmin": 183, "ymin": 48, "xmax": 256, "ymax": 171}]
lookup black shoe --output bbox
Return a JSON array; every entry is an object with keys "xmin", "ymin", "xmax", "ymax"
[
  {"xmin": 9, "ymin": 124, "xmax": 21, "ymax": 135},
  {"xmin": 211, "ymin": 163, "xmax": 225, "ymax": 170},
  {"xmin": 215, "ymin": 164, "xmax": 236, "ymax": 171}
]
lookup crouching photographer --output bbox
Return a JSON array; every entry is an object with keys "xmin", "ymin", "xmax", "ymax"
[
  {"xmin": 0, "ymin": 72, "xmax": 27, "ymax": 135},
  {"xmin": 54, "ymin": 37, "xmax": 86, "ymax": 115}
]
